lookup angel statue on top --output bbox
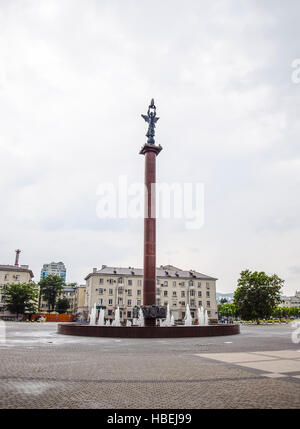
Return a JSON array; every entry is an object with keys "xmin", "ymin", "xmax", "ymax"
[{"xmin": 141, "ymin": 98, "xmax": 159, "ymax": 145}]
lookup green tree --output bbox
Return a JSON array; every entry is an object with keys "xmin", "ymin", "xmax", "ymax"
[
  {"xmin": 39, "ymin": 275, "xmax": 65, "ymax": 313},
  {"xmin": 234, "ymin": 270, "xmax": 283, "ymax": 324},
  {"xmin": 55, "ymin": 297, "xmax": 70, "ymax": 314},
  {"xmin": 4, "ymin": 283, "xmax": 39, "ymax": 320},
  {"xmin": 218, "ymin": 303, "xmax": 237, "ymax": 318}
]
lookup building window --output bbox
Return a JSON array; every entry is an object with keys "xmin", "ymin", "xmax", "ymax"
[
  {"xmin": 99, "ymin": 288, "xmax": 103, "ymax": 295},
  {"xmin": 127, "ymin": 311, "xmax": 131, "ymax": 318},
  {"xmin": 99, "ymin": 299, "xmax": 103, "ymax": 305},
  {"xmin": 173, "ymin": 302, "xmax": 177, "ymax": 307},
  {"xmin": 99, "ymin": 278, "xmax": 104, "ymax": 284},
  {"xmin": 108, "ymin": 299, "xmax": 113, "ymax": 305},
  {"xmin": 191, "ymin": 311, "xmax": 195, "ymax": 318},
  {"xmin": 118, "ymin": 298, "xmax": 123, "ymax": 305},
  {"xmin": 206, "ymin": 291, "xmax": 210, "ymax": 297},
  {"xmin": 172, "ymin": 291, "xmax": 177, "ymax": 297},
  {"xmin": 108, "ymin": 310, "xmax": 112, "ymax": 315},
  {"xmin": 164, "ymin": 291, "xmax": 168, "ymax": 296},
  {"xmin": 137, "ymin": 299, "xmax": 141, "ymax": 306},
  {"xmin": 127, "ymin": 289, "xmax": 132, "ymax": 296},
  {"xmin": 182, "ymin": 312, "xmax": 185, "ymax": 318},
  {"xmin": 181, "ymin": 281, "xmax": 185, "ymax": 287},
  {"xmin": 118, "ymin": 277, "xmax": 123, "ymax": 284},
  {"xmin": 164, "ymin": 281, "xmax": 168, "ymax": 286},
  {"xmin": 128, "ymin": 300, "xmax": 132, "ymax": 306},
  {"xmin": 198, "ymin": 291, "xmax": 202, "ymax": 297},
  {"xmin": 128, "ymin": 279, "xmax": 132, "ymax": 286},
  {"xmin": 108, "ymin": 279, "xmax": 114, "ymax": 284},
  {"xmin": 137, "ymin": 279, "xmax": 142, "ymax": 286},
  {"xmin": 189, "ymin": 280, "xmax": 194, "ymax": 287},
  {"xmin": 190, "ymin": 290, "xmax": 195, "ymax": 297},
  {"xmin": 198, "ymin": 282, "xmax": 201, "ymax": 287},
  {"xmin": 181, "ymin": 291, "xmax": 185, "ymax": 297},
  {"xmin": 198, "ymin": 301, "xmax": 202, "ymax": 306},
  {"xmin": 208, "ymin": 311, "xmax": 211, "ymax": 316},
  {"xmin": 109, "ymin": 289, "xmax": 113, "ymax": 295},
  {"xmin": 173, "ymin": 281, "xmax": 176, "ymax": 287},
  {"xmin": 164, "ymin": 301, "xmax": 168, "ymax": 306},
  {"xmin": 207, "ymin": 301, "xmax": 210, "ymax": 307},
  {"xmin": 181, "ymin": 301, "xmax": 185, "ymax": 306},
  {"xmin": 206, "ymin": 282, "xmax": 210, "ymax": 289},
  {"xmin": 4, "ymin": 275, "xmax": 8, "ymax": 280},
  {"xmin": 190, "ymin": 300, "xmax": 195, "ymax": 307},
  {"xmin": 137, "ymin": 289, "xmax": 141, "ymax": 295}
]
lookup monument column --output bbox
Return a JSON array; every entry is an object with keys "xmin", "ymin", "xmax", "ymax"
[{"xmin": 140, "ymin": 99, "xmax": 163, "ymax": 327}]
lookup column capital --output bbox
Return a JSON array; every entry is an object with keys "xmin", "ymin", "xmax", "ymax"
[{"xmin": 139, "ymin": 143, "xmax": 163, "ymax": 156}]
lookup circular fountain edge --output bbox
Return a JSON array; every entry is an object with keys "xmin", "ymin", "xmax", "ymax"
[{"xmin": 57, "ymin": 323, "xmax": 240, "ymax": 338}]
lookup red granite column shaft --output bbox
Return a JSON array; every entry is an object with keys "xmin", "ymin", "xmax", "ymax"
[{"xmin": 144, "ymin": 150, "xmax": 156, "ymax": 317}]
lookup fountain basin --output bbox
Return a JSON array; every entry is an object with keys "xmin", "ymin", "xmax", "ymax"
[{"xmin": 58, "ymin": 323, "xmax": 240, "ymax": 338}]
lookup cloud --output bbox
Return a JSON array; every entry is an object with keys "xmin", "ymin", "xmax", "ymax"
[{"xmin": 0, "ymin": 0, "xmax": 299, "ymax": 295}]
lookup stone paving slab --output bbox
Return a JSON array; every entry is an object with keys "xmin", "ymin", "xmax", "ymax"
[{"xmin": 0, "ymin": 322, "xmax": 300, "ymax": 409}]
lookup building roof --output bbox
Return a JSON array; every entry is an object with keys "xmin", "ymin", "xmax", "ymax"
[
  {"xmin": 85, "ymin": 265, "xmax": 217, "ymax": 281},
  {"xmin": 0, "ymin": 264, "xmax": 34, "ymax": 278}
]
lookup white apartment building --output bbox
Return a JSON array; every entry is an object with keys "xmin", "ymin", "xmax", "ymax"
[
  {"xmin": 0, "ymin": 264, "xmax": 35, "ymax": 320},
  {"xmin": 85, "ymin": 264, "xmax": 218, "ymax": 323},
  {"xmin": 40, "ymin": 261, "xmax": 66, "ymax": 282},
  {"xmin": 280, "ymin": 291, "xmax": 300, "ymax": 308}
]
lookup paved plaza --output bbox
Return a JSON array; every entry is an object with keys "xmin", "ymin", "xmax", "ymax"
[{"xmin": 0, "ymin": 322, "xmax": 300, "ymax": 409}]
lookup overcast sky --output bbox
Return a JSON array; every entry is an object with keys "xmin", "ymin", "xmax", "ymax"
[{"xmin": 0, "ymin": 0, "xmax": 299, "ymax": 295}]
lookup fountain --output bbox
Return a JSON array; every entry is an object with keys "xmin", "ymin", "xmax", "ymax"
[
  {"xmin": 126, "ymin": 320, "xmax": 132, "ymax": 327},
  {"xmin": 89, "ymin": 303, "xmax": 97, "ymax": 326},
  {"xmin": 137, "ymin": 308, "xmax": 144, "ymax": 327},
  {"xmin": 98, "ymin": 309, "xmax": 105, "ymax": 326},
  {"xmin": 113, "ymin": 307, "xmax": 121, "ymax": 327},
  {"xmin": 171, "ymin": 314, "xmax": 175, "ymax": 326},
  {"xmin": 184, "ymin": 304, "xmax": 193, "ymax": 326},
  {"xmin": 105, "ymin": 319, "xmax": 110, "ymax": 326},
  {"xmin": 204, "ymin": 309, "xmax": 209, "ymax": 326},
  {"xmin": 165, "ymin": 304, "xmax": 172, "ymax": 327},
  {"xmin": 58, "ymin": 99, "xmax": 240, "ymax": 339}
]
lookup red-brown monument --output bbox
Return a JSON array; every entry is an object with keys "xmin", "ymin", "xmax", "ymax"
[{"xmin": 140, "ymin": 99, "xmax": 165, "ymax": 326}]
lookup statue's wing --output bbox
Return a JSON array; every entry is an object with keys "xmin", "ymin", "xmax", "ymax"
[
  {"xmin": 154, "ymin": 117, "xmax": 159, "ymax": 123},
  {"xmin": 141, "ymin": 114, "xmax": 149, "ymax": 123}
]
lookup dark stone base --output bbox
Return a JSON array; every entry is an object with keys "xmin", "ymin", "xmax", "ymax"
[{"xmin": 58, "ymin": 323, "xmax": 240, "ymax": 338}]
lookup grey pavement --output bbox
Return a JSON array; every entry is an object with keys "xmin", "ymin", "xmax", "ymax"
[{"xmin": 0, "ymin": 322, "xmax": 300, "ymax": 409}]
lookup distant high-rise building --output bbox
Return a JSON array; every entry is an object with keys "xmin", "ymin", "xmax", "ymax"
[{"xmin": 40, "ymin": 262, "xmax": 66, "ymax": 282}]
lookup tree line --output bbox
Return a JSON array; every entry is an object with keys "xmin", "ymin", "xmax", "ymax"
[
  {"xmin": 2, "ymin": 275, "xmax": 73, "ymax": 320},
  {"xmin": 218, "ymin": 269, "xmax": 299, "ymax": 323},
  {"xmin": 2, "ymin": 269, "xmax": 298, "ymax": 322}
]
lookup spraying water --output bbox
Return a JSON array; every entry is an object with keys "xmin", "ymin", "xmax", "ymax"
[
  {"xmin": 98, "ymin": 309, "xmax": 105, "ymax": 326},
  {"xmin": 137, "ymin": 308, "xmax": 144, "ymax": 327},
  {"xmin": 184, "ymin": 304, "xmax": 193, "ymax": 326},
  {"xmin": 89, "ymin": 303, "xmax": 97, "ymax": 326},
  {"xmin": 165, "ymin": 304, "xmax": 172, "ymax": 327},
  {"xmin": 114, "ymin": 307, "xmax": 121, "ymax": 327}
]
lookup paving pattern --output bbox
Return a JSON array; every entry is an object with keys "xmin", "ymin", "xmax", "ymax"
[{"xmin": 0, "ymin": 322, "xmax": 300, "ymax": 408}]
